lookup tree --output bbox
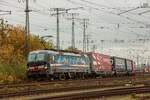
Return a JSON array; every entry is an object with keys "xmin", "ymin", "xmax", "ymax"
[{"xmin": 0, "ymin": 19, "xmax": 54, "ymax": 64}]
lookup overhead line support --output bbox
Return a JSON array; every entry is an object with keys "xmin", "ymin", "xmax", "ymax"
[
  {"xmin": 81, "ymin": 18, "xmax": 89, "ymax": 52},
  {"xmin": 66, "ymin": 13, "xmax": 79, "ymax": 50},
  {"xmin": 50, "ymin": 8, "xmax": 68, "ymax": 50},
  {"xmin": 25, "ymin": 0, "xmax": 30, "ymax": 56},
  {"xmin": 50, "ymin": 7, "xmax": 82, "ymax": 50}
]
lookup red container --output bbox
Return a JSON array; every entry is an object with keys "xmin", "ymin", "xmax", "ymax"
[{"xmin": 88, "ymin": 52, "xmax": 113, "ymax": 73}]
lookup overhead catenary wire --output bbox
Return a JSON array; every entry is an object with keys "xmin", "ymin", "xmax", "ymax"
[
  {"xmin": 67, "ymin": 0, "xmax": 150, "ymax": 26},
  {"xmin": 1, "ymin": 0, "xmax": 150, "ymax": 53},
  {"xmin": 0, "ymin": 1, "xmax": 25, "ymax": 10},
  {"xmin": 67, "ymin": 0, "xmax": 150, "ymax": 43}
]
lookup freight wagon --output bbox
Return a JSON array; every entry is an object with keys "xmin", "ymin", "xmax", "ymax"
[
  {"xmin": 111, "ymin": 56, "xmax": 127, "ymax": 75},
  {"xmin": 111, "ymin": 56, "xmax": 135, "ymax": 76},
  {"xmin": 87, "ymin": 52, "xmax": 113, "ymax": 77},
  {"xmin": 125, "ymin": 59, "xmax": 135, "ymax": 75}
]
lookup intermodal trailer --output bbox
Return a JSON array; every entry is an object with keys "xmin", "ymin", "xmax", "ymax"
[
  {"xmin": 87, "ymin": 52, "xmax": 113, "ymax": 76},
  {"xmin": 111, "ymin": 56, "xmax": 127, "ymax": 75}
]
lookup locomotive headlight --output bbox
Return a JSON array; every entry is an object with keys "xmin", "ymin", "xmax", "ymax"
[{"xmin": 27, "ymin": 67, "xmax": 33, "ymax": 71}]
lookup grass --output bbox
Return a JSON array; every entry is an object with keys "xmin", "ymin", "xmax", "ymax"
[{"xmin": 0, "ymin": 63, "xmax": 26, "ymax": 83}]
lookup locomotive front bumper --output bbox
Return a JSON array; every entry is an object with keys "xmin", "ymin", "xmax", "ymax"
[{"xmin": 27, "ymin": 66, "xmax": 48, "ymax": 77}]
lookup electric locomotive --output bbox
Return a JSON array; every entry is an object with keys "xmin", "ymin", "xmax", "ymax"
[{"xmin": 27, "ymin": 50, "xmax": 91, "ymax": 79}]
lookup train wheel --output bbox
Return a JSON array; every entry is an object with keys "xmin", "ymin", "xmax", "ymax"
[
  {"xmin": 49, "ymin": 76, "xmax": 54, "ymax": 81},
  {"xmin": 92, "ymin": 73, "xmax": 97, "ymax": 79},
  {"xmin": 27, "ymin": 75, "xmax": 31, "ymax": 79},
  {"xmin": 77, "ymin": 73, "xmax": 84, "ymax": 79},
  {"xmin": 59, "ymin": 73, "xmax": 66, "ymax": 80},
  {"xmin": 82, "ymin": 73, "xmax": 85, "ymax": 80},
  {"xmin": 27, "ymin": 75, "xmax": 33, "ymax": 80},
  {"xmin": 50, "ymin": 77, "xmax": 54, "ymax": 81},
  {"xmin": 67, "ymin": 73, "xmax": 74, "ymax": 79},
  {"xmin": 73, "ymin": 73, "xmax": 77, "ymax": 80},
  {"xmin": 65, "ymin": 73, "xmax": 71, "ymax": 79},
  {"xmin": 84, "ymin": 73, "xmax": 88, "ymax": 79}
]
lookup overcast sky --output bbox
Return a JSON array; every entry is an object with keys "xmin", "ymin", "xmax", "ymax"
[{"xmin": 1, "ymin": 0, "xmax": 150, "ymax": 63}]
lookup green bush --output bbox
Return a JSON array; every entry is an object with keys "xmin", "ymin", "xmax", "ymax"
[{"xmin": 0, "ymin": 63, "xmax": 26, "ymax": 83}]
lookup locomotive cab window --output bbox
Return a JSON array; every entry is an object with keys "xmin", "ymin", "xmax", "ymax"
[
  {"xmin": 36, "ymin": 53, "xmax": 46, "ymax": 61},
  {"xmin": 28, "ymin": 53, "xmax": 36, "ymax": 62},
  {"xmin": 27, "ymin": 53, "xmax": 46, "ymax": 62}
]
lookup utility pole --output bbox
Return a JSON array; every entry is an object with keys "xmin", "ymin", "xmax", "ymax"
[
  {"xmin": 81, "ymin": 19, "xmax": 89, "ymax": 52},
  {"xmin": 56, "ymin": 8, "xmax": 60, "ymax": 50},
  {"xmin": 92, "ymin": 44, "xmax": 96, "ymax": 52},
  {"xmin": 50, "ymin": 8, "xmax": 68, "ymax": 50},
  {"xmin": 50, "ymin": 7, "xmax": 83, "ymax": 50},
  {"xmin": 25, "ymin": 0, "xmax": 30, "ymax": 56},
  {"xmin": 66, "ymin": 13, "xmax": 79, "ymax": 50},
  {"xmin": 72, "ymin": 15, "xmax": 75, "ymax": 49},
  {"xmin": 86, "ymin": 34, "xmax": 91, "ymax": 52}
]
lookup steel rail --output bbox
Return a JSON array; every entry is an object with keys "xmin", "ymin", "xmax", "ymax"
[
  {"xmin": 32, "ymin": 85, "xmax": 150, "ymax": 100},
  {"xmin": 0, "ymin": 76, "xmax": 135, "ymax": 89}
]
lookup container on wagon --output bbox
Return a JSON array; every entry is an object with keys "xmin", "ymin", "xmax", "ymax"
[
  {"xmin": 111, "ymin": 56, "xmax": 126, "ymax": 75},
  {"xmin": 87, "ymin": 52, "xmax": 113, "ymax": 76}
]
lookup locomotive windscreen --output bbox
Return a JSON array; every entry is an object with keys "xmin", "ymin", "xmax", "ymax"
[{"xmin": 28, "ymin": 53, "xmax": 47, "ymax": 62}]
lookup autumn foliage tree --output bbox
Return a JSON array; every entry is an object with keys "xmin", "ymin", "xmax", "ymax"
[
  {"xmin": 0, "ymin": 19, "xmax": 54, "ymax": 64},
  {"xmin": 0, "ymin": 19, "xmax": 54, "ymax": 82}
]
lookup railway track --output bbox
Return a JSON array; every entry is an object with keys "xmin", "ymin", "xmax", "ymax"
[
  {"xmin": 0, "ymin": 75, "xmax": 150, "ymax": 99},
  {"xmin": 4, "ymin": 85, "xmax": 150, "ymax": 100},
  {"xmin": 0, "ymin": 74, "xmax": 147, "ymax": 89},
  {"xmin": 0, "ymin": 76, "xmax": 131, "ymax": 89},
  {"xmin": 32, "ymin": 85, "xmax": 150, "ymax": 100}
]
